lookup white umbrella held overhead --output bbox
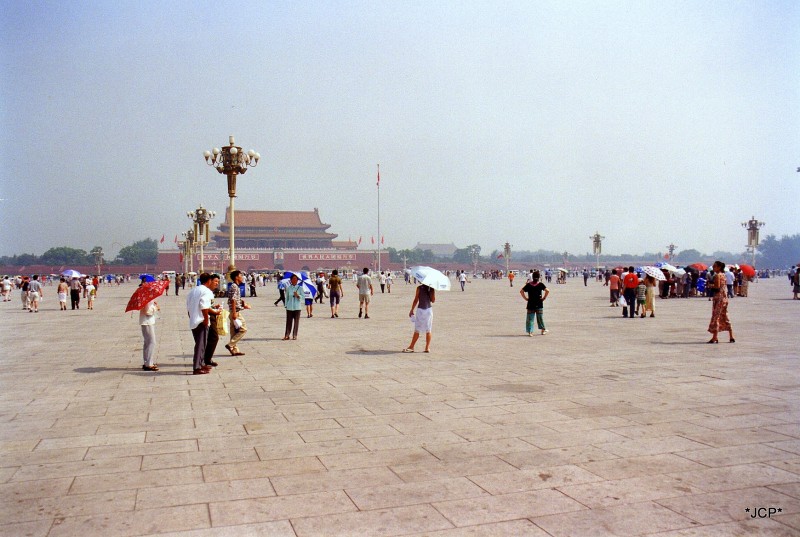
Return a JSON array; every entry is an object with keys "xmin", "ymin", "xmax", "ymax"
[
  {"xmin": 643, "ymin": 266, "xmax": 666, "ymax": 281},
  {"xmin": 410, "ymin": 266, "xmax": 451, "ymax": 291},
  {"xmin": 654, "ymin": 262, "xmax": 678, "ymax": 273}
]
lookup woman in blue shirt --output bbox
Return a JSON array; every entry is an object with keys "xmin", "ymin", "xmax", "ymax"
[{"xmin": 283, "ymin": 274, "xmax": 303, "ymax": 340}]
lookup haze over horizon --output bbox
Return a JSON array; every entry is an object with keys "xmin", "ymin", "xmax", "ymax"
[{"xmin": 1, "ymin": 1, "xmax": 797, "ymax": 259}]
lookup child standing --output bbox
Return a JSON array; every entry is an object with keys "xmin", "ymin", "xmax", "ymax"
[
  {"xmin": 86, "ymin": 281, "xmax": 96, "ymax": 310},
  {"xmin": 636, "ymin": 278, "xmax": 647, "ymax": 317},
  {"xmin": 643, "ymin": 275, "xmax": 656, "ymax": 318},
  {"xmin": 520, "ymin": 270, "xmax": 550, "ymax": 336}
]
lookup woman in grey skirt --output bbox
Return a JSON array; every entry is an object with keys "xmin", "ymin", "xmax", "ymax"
[{"xmin": 139, "ymin": 299, "xmax": 160, "ymax": 371}]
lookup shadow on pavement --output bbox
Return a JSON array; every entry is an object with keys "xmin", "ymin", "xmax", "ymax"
[
  {"xmin": 73, "ymin": 367, "xmax": 188, "ymax": 376},
  {"xmin": 345, "ymin": 349, "xmax": 403, "ymax": 355}
]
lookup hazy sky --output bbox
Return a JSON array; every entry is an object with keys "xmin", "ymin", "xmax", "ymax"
[{"xmin": 1, "ymin": 1, "xmax": 798, "ymax": 258}]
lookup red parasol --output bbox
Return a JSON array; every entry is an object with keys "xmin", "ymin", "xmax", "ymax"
[
  {"xmin": 739, "ymin": 264, "xmax": 755, "ymax": 278},
  {"xmin": 125, "ymin": 280, "xmax": 169, "ymax": 312},
  {"xmin": 689, "ymin": 263, "xmax": 708, "ymax": 271}
]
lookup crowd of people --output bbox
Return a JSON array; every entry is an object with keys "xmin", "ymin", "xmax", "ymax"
[
  {"xmin": 5, "ymin": 259, "xmax": 798, "ymax": 376},
  {"xmin": 159, "ymin": 267, "xmax": 430, "ymax": 375},
  {"xmin": 1, "ymin": 273, "xmax": 123, "ymax": 312}
]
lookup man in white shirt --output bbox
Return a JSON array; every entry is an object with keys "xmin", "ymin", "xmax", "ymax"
[
  {"xmin": 724, "ymin": 269, "xmax": 735, "ymax": 298},
  {"xmin": 28, "ymin": 275, "xmax": 43, "ymax": 313},
  {"xmin": 185, "ymin": 273, "xmax": 220, "ymax": 375},
  {"xmin": 356, "ymin": 268, "xmax": 374, "ymax": 319}
]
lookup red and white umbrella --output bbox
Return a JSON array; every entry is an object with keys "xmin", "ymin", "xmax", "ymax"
[{"xmin": 125, "ymin": 280, "xmax": 169, "ymax": 312}]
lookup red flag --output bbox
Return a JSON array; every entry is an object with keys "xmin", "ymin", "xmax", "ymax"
[
  {"xmin": 381, "ymin": 236, "xmax": 384, "ymax": 245},
  {"xmin": 497, "ymin": 254, "xmax": 504, "ymax": 259},
  {"xmin": 358, "ymin": 236, "xmax": 362, "ymax": 245},
  {"xmin": 371, "ymin": 236, "xmax": 375, "ymax": 244},
  {"xmin": 664, "ymin": 254, "xmax": 669, "ymax": 260},
  {"xmin": 377, "ymin": 164, "xmax": 380, "ymax": 186},
  {"xmin": 173, "ymin": 234, "xmax": 178, "ymax": 244},
  {"xmin": 179, "ymin": 253, "xmax": 184, "ymax": 263},
  {"xmin": 160, "ymin": 234, "xmax": 165, "ymax": 244}
]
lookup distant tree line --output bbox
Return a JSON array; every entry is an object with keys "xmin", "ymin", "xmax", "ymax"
[
  {"xmin": 387, "ymin": 236, "xmax": 800, "ymax": 269},
  {"xmin": 756, "ymin": 234, "xmax": 800, "ymax": 269},
  {"xmin": 0, "ymin": 239, "xmax": 158, "ymax": 266}
]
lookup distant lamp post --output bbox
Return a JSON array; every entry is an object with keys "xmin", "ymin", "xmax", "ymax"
[
  {"xmin": 187, "ymin": 205, "xmax": 216, "ymax": 273},
  {"xmin": 469, "ymin": 245, "xmax": 480, "ymax": 275},
  {"xmin": 742, "ymin": 216, "xmax": 765, "ymax": 269},
  {"xmin": 666, "ymin": 243, "xmax": 677, "ymax": 262},
  {"xmin": 204, "ymin": 136, "xmax": 260, "ymax": 274},
  {"xmin": 177, "ymin": 240, "xmax": 186, "ymax": 275},
  {"xmin": 400, "ymin": 254, "xmax": 408, "ymax": 274},
  {"xmin": 91, "ymin": 247, "xmax": 103, "ymax": 276},
  {"xmin": 182, "ymin": 229, "xmax": 195, "ymax": 275},
  {"xmin": 503, "ymin": 242, "xmax": 511, "ymax": 275},
  {"xmin": 590, "ymin": 232, "xmax": 605, "ymax": 269}
]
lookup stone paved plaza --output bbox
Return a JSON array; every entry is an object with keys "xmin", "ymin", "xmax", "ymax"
[{"xmin": 1, "ymin": 275, "xmax": 799, "ymax": 536}]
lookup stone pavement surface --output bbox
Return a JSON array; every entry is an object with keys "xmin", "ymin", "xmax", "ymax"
[{"xmin": 1, "ymin": 276, "xmax": 798, "ymax": 536}]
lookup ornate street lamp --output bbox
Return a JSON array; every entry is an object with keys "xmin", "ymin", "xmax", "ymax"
[
  {"xmin": 91, "ymin": 247, "xmax": 104, "ymax": 276},
  {"xmin": 666, "ymin": 243, "xmax": 677, "ymax": 262},
  {"xmin": 590, "ymin": 232, "xmax": 604, "ymax": 270},
  {"xmin": 503, "ymin": 242, "xmax": 511, "ymax": 275},
  {"xmin": 469, "ymin": 245, "xmax": 480, "ymax": 276},
  {"xmin": 182, "ymin": 229, "xmax": 195, "ymax": 275},
  {"xmin": 187, "ymin": 205, "xmax": 216, "ymax": 273},
  {"xmin": 177, "ymin": 240, "xmax": 187, "ymax": 275},
  {"xmin": 203, "ymin": 136, "xmax": 260, "ymax": 274},
  {"xmin": 742, "ymin": 216, "xmax": 765, "ymax": 269}
]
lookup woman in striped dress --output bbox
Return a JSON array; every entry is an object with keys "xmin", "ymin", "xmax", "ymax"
[{"xmin": 707, "ymin": 261, "xmax": 735, "ymax": 343}]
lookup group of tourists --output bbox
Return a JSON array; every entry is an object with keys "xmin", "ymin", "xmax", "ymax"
[
  {"xmin": 132, "ymin": 266, "xmax": 435, "ymax": 375},
  {"xmin": 605, "ymin": 262, "xmax": 737, "ymax": 342},
  {"xmin": 122, "ymin": 259, "xmax": 799, "ymax": 374}
]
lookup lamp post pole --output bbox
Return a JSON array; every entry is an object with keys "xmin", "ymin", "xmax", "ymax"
[
  {"xmin": 590, "ymin": 232, "xmax": 604, "ymax": 271},
  {"xmin": 742, "ymin": 216, "xmax": 765, "ymax": 272},
  {"xmin": 91, "ymin": 247, "xmax": 103, "ymax": 277},
  {"xmin": 667, "ymin": 243, "xmax": 677, "ymax": 263},
  {"xmin": 503, "ymin": 242, "xmax": 511, "ymax": 275},
  {"xmin": 182, "ymin": 230, "xmax": 195, "ymax": 275},
  {"xmin": 178, "ymin": 241, "xmax": 187, "ymax": 275},
  {"xmin": 187, "ymin": 205, "xmax": 216, "ymax": 274},
  {"xmin": 204, "ymin": 136, "xmax": 260, "ymax": 277}
]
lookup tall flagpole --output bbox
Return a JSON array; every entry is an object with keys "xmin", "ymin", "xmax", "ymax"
[{"xmin": 377, "ymin": 163, "xmax": 381, "ymax": 274}]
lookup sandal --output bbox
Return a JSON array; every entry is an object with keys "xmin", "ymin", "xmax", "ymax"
[
  {"xmin": 225, "ymin": 344, "xmax": 236, "ymax": 356},
  {"xmin": 402, "ymin": 348, "xmax": 414, "ymax": 353},
  {"xmin": 142, "ymin": 365, "xmax": 159, "ymax": 371}
]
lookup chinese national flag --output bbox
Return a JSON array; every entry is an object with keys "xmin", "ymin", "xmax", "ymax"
[
  {"xmin": 160, "ymin": 234, "xmax": 165, "ymax": 244},
  {"xmin": 179, "ymin": 253, "xmax": 184, "ymax": 263},
  {"xmin": 381, "ymin": 236, "xmax": 384, "ymax": 245},
  {"xmin": 358, "ymin": 236, "xmax": 362, "ymax": 245},
  {"xmin": 497, "ymin": 254, "xmax": 504, "ymax": 259},
  {"xmin": 371, "ymin": 236, "xmax": 375, "ymax": 244},
  {"xmin": 174, "ymin": 234, "xmax": 178, "ymax": 244},
  {"xmin": 377, "ymin": 165, "xmax": 380, "ymax": 186}
]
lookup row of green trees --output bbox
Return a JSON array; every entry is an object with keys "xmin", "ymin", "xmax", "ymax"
[
  {"xmin": 0, "ymin": 239, "xmax": 159, "ymax": 266},
  {"xmin": 388, "ymin": 234, "xmax": 800, "ymax": 268}
]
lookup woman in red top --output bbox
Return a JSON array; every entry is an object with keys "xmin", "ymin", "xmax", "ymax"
[
  {"xmin": 707, "ymin": 261, "xmax": 735, "ymax": 343},
  {"xmin": 608, "ymin": 269, "xmax": 621, "ymax": 307},
  {"xmin": 622, "ymin": 267, "xmax": 639, "ymax": 318}
]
